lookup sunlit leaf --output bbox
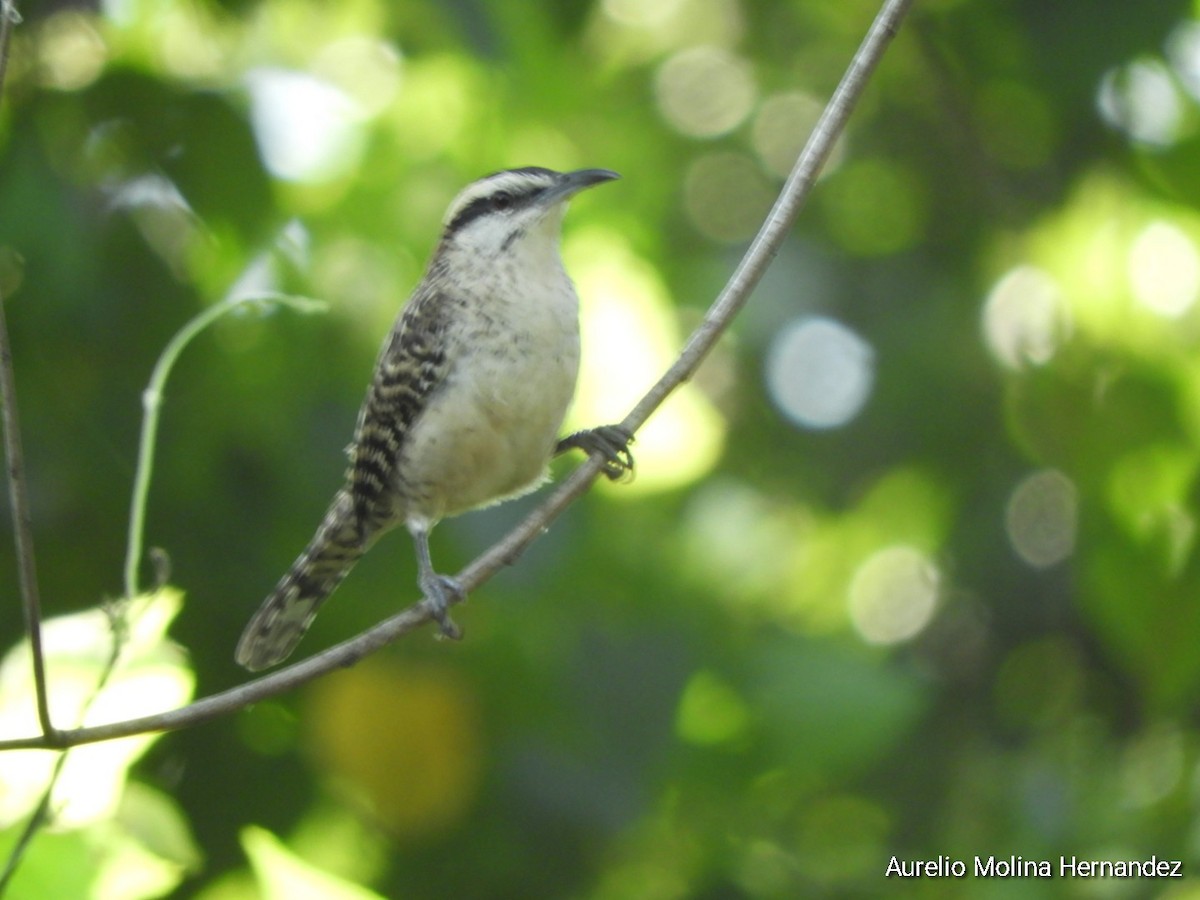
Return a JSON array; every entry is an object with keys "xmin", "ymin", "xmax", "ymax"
[
  {"xmin": 241, "ymin": 826, "xmax": 385, "ymax": 900},
  {"xmin": 0, "ymin": 589, "xmax": 194, "ymax": 828}
]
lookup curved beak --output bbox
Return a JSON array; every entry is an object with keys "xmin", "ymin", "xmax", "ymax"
[{"xmin": 544, "ymin": 168, "xmax": 621, "ymax": 204}]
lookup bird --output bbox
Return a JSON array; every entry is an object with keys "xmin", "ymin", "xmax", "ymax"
[{"xmin": 235, "ymin": 166, "xmax": 631, "ymax": 671}]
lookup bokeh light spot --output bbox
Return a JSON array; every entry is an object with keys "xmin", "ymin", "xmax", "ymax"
[
  {"xmin": 680, "ymin": 479, "xmax": 802, "ymax": 609},
  {"xmin": 306, "ymin": 660, "xmax": 483, "ymax": 839},
  {"xmin": 1167, "ymin": 20, "xmax": 1200, "ymax": 100},
  {"xmin": 735, "ymin": 839, "xmax": 799, "ymax": 896},
  {"xmin": 765, "ymin": 317, "xmax": 874, "ymax": 430},
  {"xmin": 247, "ymin": 68, "xmax": 364, "ymax": 183},
  {"xmin": 567, "ymin": 229, "xmax": 725, "ymax": 494},
  {"xmin": 390, "ymin": 57, "xmax": 479, "ymax": 160},
  {"xmin": 37, "ymin": 11, "xmax": 108, "ymax": 91},
  {"xmin": 982, "ymin": 265, "xmax": 1070, "ymax": 368},
  {"xmin": 1097, "ymin": 59, "xmax": 1185, "ymax": 148},
  {"xmin": 237, "ymin": 700, "xmax": 300, "ymax": 757},
  {"xmin": 1006, "ymin": 469, "xmax": 1078, "ymax": 568},
  {"xmin": 684, "ymin": 152, "xmax": 775, "ymax": 243},
  {"xmin": 156, "ymin": 3, "xmax": 229, "ymax": 79},
  {"xmin": 601, "ymin": 0, "xmax": 685, "ymax": 28},
  {"xmin": 1121, "ymin": 724, "xmax": 1184, "ymax": 808},
  {"xmin": 821, "ymin": 159, "xmax": 925, "ymax": 256},
  {"xmin": 655, "ymin": 46, "xmax": 756, "ymax": 138},
  {"xmin": 314, "ymin": 37, "xmax": 403, "ymax": 119},
  {"xmin": 794, "ymin": 795, "xmax": 890, "ymax": 886},
  {"xmin": 848, "ymin": 545, "xmax": 940, "ymax": 646},
  {"xmin": 1107, "ymin": 444, "xmax": 1196, "ymax": 576},
  {"xmin": 594, "ymin": 0, "xmax": 746, "ymax": 60},
  {"xmin": 1127, "ymin": 220, "xmax": 1200, "ymax": 318},
  {"xmin": 675, "ymin": 670, "xmax": 751, "ymax": 746},
  {"xmin": 752, "ymin": 91, "xmax": 842, "ymax": 179}
]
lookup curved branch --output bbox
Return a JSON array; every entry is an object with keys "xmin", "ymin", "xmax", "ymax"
[
  {"xmin": 0, "ymin": 0, "xmax": 915, "ymax": 752},
  {"xmin": 124, "ymin": 289, "xmax": 326, "ymax": 599}
]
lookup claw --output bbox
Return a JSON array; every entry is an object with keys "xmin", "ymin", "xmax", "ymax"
[
  {"xmin": 556, "ymin": 425, "xmax": 635, "ymax": 481},
  {"xmin": 420, "ymin": 572, "xmax": 464, "ymax": 640}
]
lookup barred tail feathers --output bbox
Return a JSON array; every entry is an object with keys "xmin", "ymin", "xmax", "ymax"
[{"xmin": 235, "ymin": 490, "xmax": 366, "ymax": 671}]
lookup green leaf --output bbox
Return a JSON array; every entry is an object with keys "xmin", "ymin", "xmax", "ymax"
[{"xmin": 241, "ymin": 827, "xmax": 386, "ymax": 900}]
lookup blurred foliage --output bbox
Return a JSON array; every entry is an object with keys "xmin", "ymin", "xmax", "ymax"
[
  {"xmin": 3, "ymin": 0, "xmax": 1200, "ymax": 896},
  {"xmin": 0, "ymin": 590, "xmax": 198, "ymax": 897}
]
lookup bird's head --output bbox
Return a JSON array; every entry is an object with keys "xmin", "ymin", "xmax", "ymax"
[{"xmin": 439, "ymin": 167, "xmax": 619, "ymax": 259}]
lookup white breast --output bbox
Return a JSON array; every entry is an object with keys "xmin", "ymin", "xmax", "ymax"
[{"xmin": 398, "ymin": 238, "xmax": 582, "ymax": 526}]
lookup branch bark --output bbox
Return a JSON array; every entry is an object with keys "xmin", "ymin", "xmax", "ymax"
[{"xmin": 0, "ymin": 0, "xmax": 915, "ymax": 752}]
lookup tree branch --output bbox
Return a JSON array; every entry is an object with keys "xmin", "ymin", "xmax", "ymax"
[
  {"xmin": 624, "ymin": 0, "xmax": 910, "ymax": 433},
  {"xmin": 0, "ymin": 0, "xmax": 915, "ymax": 752},
  {"xmin": 0, "ymin": 0, "xmax": 55, "ymax": 745}
]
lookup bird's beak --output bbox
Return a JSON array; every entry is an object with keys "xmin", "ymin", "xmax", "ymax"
[{"xmin": 544, "ymin": 168, "xmax": 620, "ymax": 204}]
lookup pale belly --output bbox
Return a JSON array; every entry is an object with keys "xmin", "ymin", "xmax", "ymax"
[{"xmin": 398, "ymin": 341, "xmax": 579, "ymax": 524}]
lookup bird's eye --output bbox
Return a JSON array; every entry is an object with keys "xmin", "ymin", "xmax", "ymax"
[{"xmin": 492, "ymin": 192, "xmax": 515, "ymax": 211}]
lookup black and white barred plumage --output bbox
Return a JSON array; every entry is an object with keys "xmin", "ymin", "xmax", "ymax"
[{"xmin": 235, "ymin": 168, "xmax": 627, "ymax": 671}]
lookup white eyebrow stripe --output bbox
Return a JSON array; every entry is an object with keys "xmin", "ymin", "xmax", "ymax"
[{"xmin": 442, "ymin": 170, "xmax": 559, "ymax": 227}]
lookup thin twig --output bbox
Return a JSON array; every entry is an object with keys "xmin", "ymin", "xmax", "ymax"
[
  {"xmin": 0, "ymin": 289, "xmax": 323, "ymax": 892},
  {"xmin": 124, "ymin": 288, "xmax": 325, "ymax": 599},
  {"xmin": 0, "ymin": 0, "xmax": 915, "ymax": 752},
  {"xmin": 0, "ymin": 610, "xmax": 122, "ymax": 894},
  {"xmin": 0, "ymin": 1, "xmax": 64, "ymax": 888},
  {"xmin": 0, "ymin": 750, "xmax": 65, "ymax": 893},
  {"xmin": 0, "ymin": 0, "xmax": 53, "ymax": 745},
  {"xmin": 624, "ymin": 1, "xmax": 911, "ymax": 433},
  {"xmin": 0, "ymin": 294, "xmax": 50, "ymax": 741}
]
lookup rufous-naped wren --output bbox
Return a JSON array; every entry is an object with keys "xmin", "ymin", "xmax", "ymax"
[{"xmin": 236, "ymin": 167, "xmax": 630, "ymax": 671}]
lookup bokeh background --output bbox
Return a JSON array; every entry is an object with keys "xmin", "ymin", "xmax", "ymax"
[{"xmin": 3, "ymin": 0, "xmax": 1200, "ymax": 896}]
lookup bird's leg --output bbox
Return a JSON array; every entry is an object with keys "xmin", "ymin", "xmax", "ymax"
[
  {"xmin": 555, "ymin": 425, "xmax": 635, "ymax": 481},
  {"xmin": 409, "ymin": 524, "xmax": 464, "ymax": 640}
]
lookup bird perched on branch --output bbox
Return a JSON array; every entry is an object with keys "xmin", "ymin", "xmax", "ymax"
[{"xmin": 236, "ymin": 167, "xmax": 631, "ymax": 671}]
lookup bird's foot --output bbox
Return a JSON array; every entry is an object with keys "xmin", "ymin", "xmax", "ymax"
[
  {"xmin": 420, "ymin": 572, "xmax": 465, "ymax": 640},
  {"xmin": 556, "ymin": 425, "xmax": 635, "ymax": 481}
]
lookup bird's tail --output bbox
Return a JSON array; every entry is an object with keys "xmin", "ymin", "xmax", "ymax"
[{"xmin": 236, "ymin": 489, "xmax": 366, "ymax": 671}]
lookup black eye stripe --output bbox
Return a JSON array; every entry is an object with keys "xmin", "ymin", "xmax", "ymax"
[
  {"xmin": 446, "ymin": 185, "xmax": 544, "ymax": 234},
  {"xmin": 446, "ymin": 197, "xmax": 493, "ymax": 233},
  {"xmin": 443, "ymin": 166, "xmax": 563, "ymax": 235}
]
